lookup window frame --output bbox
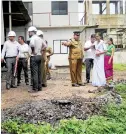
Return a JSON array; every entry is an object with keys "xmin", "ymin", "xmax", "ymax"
[
  {"xmin": 53, "ymin": 40, "xmax": 69, "ymax": 54},
  {"xmin": 51, "ymin": 1, "xmax": 68, "ymax": 15}
]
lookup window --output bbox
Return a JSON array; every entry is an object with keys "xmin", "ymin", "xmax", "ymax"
[
  {"xmin": 23, "ymin": 2, "xmax": 33, "ymax": 15},
  {"xmin": 53, "ymin": 40, "xmax": 68, "ymax": 54},
  {"xmin": 51, "ymin": 1, "xmax": 68, "ymax": 15}
]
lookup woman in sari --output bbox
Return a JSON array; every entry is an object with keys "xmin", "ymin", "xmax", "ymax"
[
  {"xmin": 104, "ymin": 38, "xmax": 115, "ymax": 83},
  {"xmin": 92, "ymin": 33, "xmax": 107, "ymax": 87}
]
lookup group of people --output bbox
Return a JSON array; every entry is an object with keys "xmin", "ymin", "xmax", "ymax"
[
  {"xmin": 62, "ymin": 32, "xmax": 115, "ymax": 88},
  {"xmin": 1, "ymin": 26, "xmax": 115, "ymax": 92},
  {"xmin": 1, "ymin": 26, "xmax": 53, "ymax": 92}
]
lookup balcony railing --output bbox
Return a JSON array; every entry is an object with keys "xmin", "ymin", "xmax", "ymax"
[
  {"xmin": 87, "ymin": 14, "xmax": 126, "ymax": 26},
  {"xmin": 31, "ymin": 12, "xmax": 86, "ymax": 27}
]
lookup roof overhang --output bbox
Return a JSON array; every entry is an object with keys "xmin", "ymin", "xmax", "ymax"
[{"xmin": 3, "ymin": 1, "xmax": 31, "ymax": 27}]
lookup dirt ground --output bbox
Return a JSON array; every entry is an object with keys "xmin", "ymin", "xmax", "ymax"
[{"xmin": 1, "ymin": 68, "xmax": 126, "ymax": 110}]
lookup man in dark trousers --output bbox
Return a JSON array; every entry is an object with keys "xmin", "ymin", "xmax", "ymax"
[
  {"xmin": 28, "ymin": 26, "xmax": 46, "ymax": 92},
  {"xmin": 1, "ymin": 31, "xmax": 20, "ymax": 89},
  {"xmin": 17, "ymin": 36, "xmax": 30, "ymax": 86},
  {"xmin": 84, "ymin": 34, "xmax": 96, "ymax": 83}
]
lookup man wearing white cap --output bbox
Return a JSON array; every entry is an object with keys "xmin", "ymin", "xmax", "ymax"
[
  {"xmin": 36, "ymin": 30, "xmax": 47, "ymax": 87},
  {"xmin": 28, "ymin": 26, "xmax": 44, "ymax": 92},
  {"xmin": 1, "ymin": 31, "xmax": 20, "ymax": 89}
]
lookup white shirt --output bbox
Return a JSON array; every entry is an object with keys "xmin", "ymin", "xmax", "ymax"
[
  {"xmin": 18, "ymin": 43, "xmax": 30, "ymax": 58},
  {"xmin": 84, "ymin": 40, "xmax": 95, "ymax": 59},
  {"xmin": 29, "ymin": 34, "xmax": 46, "ymax": 56},
  {"xmin": 1, "ymin": 40, "xmax": 20, "ymax": 59}
]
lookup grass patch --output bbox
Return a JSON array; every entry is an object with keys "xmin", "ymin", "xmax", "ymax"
[
  {"xmin": 2, "ymin": 84, "xmax": 126, "ymax": 134},
  {"xmin": 114, "ymin": 64, "xmax": 126, "ymax": 71}
]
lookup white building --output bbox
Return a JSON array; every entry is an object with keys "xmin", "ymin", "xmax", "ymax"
[{"xmin": 5, "ymin": 0, "xmax": 84, "ymax": 66}]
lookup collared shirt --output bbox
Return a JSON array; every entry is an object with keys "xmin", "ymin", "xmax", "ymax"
[
  {"xmin": 18, "ymin": 43, "xmax": 30, "ymax": 58},
  {"xmin": 1, "ymin": 40, "xmax": 20, "ymax": 59},
  {"xmin": 29, "ymin": 34, "xmax": 46, "ymax": 56},
  {"xmin": 84, "ymin": 40, "xmax": 95, "ymax": 59}
]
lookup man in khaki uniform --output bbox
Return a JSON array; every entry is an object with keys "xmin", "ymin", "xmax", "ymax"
[
  {"xmin": 46, "ymin": 46, "xmax": 53, "ymax": 80},
  {"xmin": 62, "ymin": 31, "xmax": 85, "ymax": 87}
]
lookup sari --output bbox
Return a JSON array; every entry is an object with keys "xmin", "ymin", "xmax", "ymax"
[
  {"xmin": 92, "ymin": 40, "xmax": 107, "ymax": 87},
  {"xmin": 104, "ymin": 44, "xmax": 115, "ymax": 81}
]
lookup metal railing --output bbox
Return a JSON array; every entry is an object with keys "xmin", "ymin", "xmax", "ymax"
[{"xmin": 31, "ymin": 12, "xmax": 86, "ymax": 27}]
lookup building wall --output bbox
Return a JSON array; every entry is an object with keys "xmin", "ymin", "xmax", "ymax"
[
  {"xmin": 40, "ymin": 27, "xmax": 79, "ymax": 66},
  {"xmin": 6, "ymin": 27, "xmax": 79, "ymax": 66},
  {"xmin": 32, "ymin": 0, "xmax": 78, "ymax": 27}
]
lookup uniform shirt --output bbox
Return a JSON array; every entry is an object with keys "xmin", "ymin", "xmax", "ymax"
[
  {"xmin": 84, "ymin": 40, "xmax": 95, "ymax": 59},
  {"xmin": 1, "ymin": 40, "xmax": 20, "ymax": 59},
  {"xmin": 18, "ymin": 43, "xmax": 30, "ymax": 58},
  {"xmin": 29, "ymin": 34, "xmax": 46, "ymax": 56},
  {"xmin": 68, "ymin": 38, "xmax": 83, "ymax": 59}
]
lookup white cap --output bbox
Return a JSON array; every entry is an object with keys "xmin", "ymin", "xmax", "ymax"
[
  {"xmin": 8, "ymin": 31, "xmax": 16, "ymax": 37},
  {"xmin": 28, "ymin": 26, "xmax": 37, "ymax": 32},
  {"xmin": 36, "ymin": 30, "xmax": 44, "ymax": 36}
]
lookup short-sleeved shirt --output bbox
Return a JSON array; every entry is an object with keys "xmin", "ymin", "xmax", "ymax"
[
  {"xmin": 29, "ymin": 34, "xmax": 46, "ymax": 56},
  {"xmin": 18, "ymin": 43, "xmax": 30, "ymax": 58},
  {"xmin": 84, "ymin": 40, "xmax": 95, "ymax": 59},
  {"xmin": 106, "ymin": 44, "xmax": 115, "ymax": 56}
]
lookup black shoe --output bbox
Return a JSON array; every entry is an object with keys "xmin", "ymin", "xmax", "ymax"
[
  {"xmin": 11, "ymin": 85, "xmax": 17, "ymax": 88},
  {"xmin": 87, "ymin": 80, "xmax": 90, "ymax": 83},
  {"xmin": 38, "ymin": 88, "xmax": 42, "ymax": 91},
  {"xmin": 30, "ymin": 83, "xmax": 33, "ymax": 86},
  {"xmin": 72, "ymin": 83, "xmax": 80, "ymax": 87},
  {"xmin": 26, "ymin": 82, "xmax": 29, "ymax": 85},
  {"xmin": 17, "ymin": 83, "xmax": 20, "ymax": 86},
  {"xmin": 6, "ymin": 84, "xmax": 10, "ymax": 90},
  {"xmin": 78, "ymin": 83, "xmax": 85, "ymax": 86},
  {"xmin": 28, "ymin": 89, "xmax": 37, "ymax": 93},
  {"xmin": 42, "ymin": 84, "xmax": 47, "ymax": 87}
]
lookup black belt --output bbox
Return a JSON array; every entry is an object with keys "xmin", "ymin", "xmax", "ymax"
[
  {"xmin": 5, "ymin": 56, "xmax": 16, "ymax": 59},
  {"xmin": 19, "ymin": 58, "xmax": 27, "ymax": 59}
]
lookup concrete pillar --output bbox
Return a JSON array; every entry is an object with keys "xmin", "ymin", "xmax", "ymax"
[
  {"xmin": 89, "ymin": 0, "xmax": 92, "ymax": 15},
  {"xmin": 9, "ymin": 1, "xmax": 12, "ymax": 31},
  {"xmin": 106, "ymin": 0, "xmax": 110, "ymax": 14},
  {"xmin": 115, "ymin": 2, "xmax": 118, "ymax": 14},
  {"xmin": 99, "ymin": 2, "xmax": 102, "ymax": 14},
  {"xmin": 120, "ymin": 0, "xmax": 123, "ymax": 14},
  {"xmin": 85, "ymin": 0, "xmax": 89, "ymax": 24},
  {"xmin": 125, "ymin": 0, "xmax": 126, "ymax": 14},
  {"xmin": 1, "ymin": 1, "xmax": 5, "ymax": 44}
]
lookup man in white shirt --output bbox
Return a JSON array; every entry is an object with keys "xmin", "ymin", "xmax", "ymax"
[
  {"xmin": 36, "ymin": 30, "xmax": 47, "ymax": 87},
  {"xmin": 28, "ymin": 26, "xmax": 44, "ymax": 92},
  {"xmin": 1, "ymin": 31, "xmax": 19, "ymax": 89},
  {"xmin": 84, "ymin": 34, "xmax": 96, "ymax": 83},
  {"xmin": 17, "ymin": 36, "xmax": 30, "ymax": 86}
]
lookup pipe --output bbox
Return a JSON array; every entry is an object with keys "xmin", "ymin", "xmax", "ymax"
[{"xmin": 9, "ymin": 1, "xmax": 12, "ymax": 31}]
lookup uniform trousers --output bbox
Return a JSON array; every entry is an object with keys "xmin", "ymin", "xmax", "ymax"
[
  {"xmin": 46, "ymin": 56, "xmax": 51, "ymax": 77},
  {"xmin": 17, "ymin": 58, "xmax": 29, "ymax": 83},
  {"xmin": 30, "ymin": 55, "xmax": 42, "ymax": 90},
  {"xmin": 69, "ymin": 59, "xmax": 83, "ymax": 84},
  {"xmin": 6, "ymin": 57, "xmax": 16, "ymax": 86},
  {"xmin": 41, "ymin": 56, "xmax": 47, "ymax": 85},
  {"xmin": 85, "ymin": 58, "xmax": 94, "ymax": 81}
]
